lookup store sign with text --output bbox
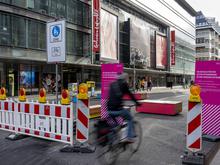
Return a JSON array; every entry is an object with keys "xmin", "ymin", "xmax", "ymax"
[
  {"xmin": 171, "ymin": 31, "xmax": 175, "ymax": 65},
  {"xmin": 93, "ymin": 0, "xmax": 100, "ymax": 53}
]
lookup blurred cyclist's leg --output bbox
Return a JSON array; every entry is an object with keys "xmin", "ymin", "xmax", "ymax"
[{"xmin": 108, "ymin": 109, "xmax": 134, "ymax": 139}]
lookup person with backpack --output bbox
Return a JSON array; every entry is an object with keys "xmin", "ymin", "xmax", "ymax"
[{"xmin": 107, "ymin": 73, "xmax": 141, "ymax": 143}]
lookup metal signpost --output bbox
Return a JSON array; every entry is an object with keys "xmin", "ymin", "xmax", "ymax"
[{"xmin": 47, "ymin": 20, "xmax": 66, "ymax": 103}]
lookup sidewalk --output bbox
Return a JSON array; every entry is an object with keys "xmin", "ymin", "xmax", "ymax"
[
  {"xmin": 210, "ymin": 147, "xmax": 220, "ymax": 165},
  {"xmin": 142, "ymin": 85, "xmax": 188, "ymax": 94},
  {"xmin": 10, "ymin": 86, "xmax": 188, "ymax": 102}
]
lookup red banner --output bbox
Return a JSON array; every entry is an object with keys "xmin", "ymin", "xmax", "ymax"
[
  {"xmin": 171, "ymin": 31, "xmax": 175, "ymax": 65},
  {"xmin": 93, "ymin": 0, "xmax": 100, "ymax": 53}
]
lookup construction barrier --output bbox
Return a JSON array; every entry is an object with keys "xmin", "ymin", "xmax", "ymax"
[
  {"xmin": 187, "ymin": 85, "xmax": 202, "ymax": 152},
  {"xmin": 0, "ymin": 99, "xmax": 74, "ymax": 145},
  {"xmin": 0, "ymin": 86, "xmax": 95, "ymax": 153},
  {"xmin": 0, "ymin": 99, "xmax": 16, "ymax": 132},
  {"xmin": 182, "ymin": 85, "xmax": 204, "ymax": 164},
  {"xmin": 76, "ymin": 99, "xmax": 89, "ymax": 143}
]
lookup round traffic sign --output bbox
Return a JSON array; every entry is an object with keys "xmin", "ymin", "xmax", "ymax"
[{"xmin": 52, "ymin": 25, "xmax": 60, "ymax": 37}]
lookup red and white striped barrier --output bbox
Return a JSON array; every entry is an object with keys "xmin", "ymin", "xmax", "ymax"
[
  {"xmin": 0, "ymin": 99, "xmax": 74, "ymax": 146},
  {"xmin": 0, "ymin": 99, "xmax": 16, "ymax": 132},
  {"xmin": 76, "ymin": 99, "xmax": 89, "ymax": 143},
  {"xmin": 187, "ymin": 102, "xmax": 202, "ymax": 152}
]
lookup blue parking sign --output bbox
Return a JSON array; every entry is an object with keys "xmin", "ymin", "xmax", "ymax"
[{"xmin": 52, "ymin": 26, "xmax": 60, "ymax": 37}]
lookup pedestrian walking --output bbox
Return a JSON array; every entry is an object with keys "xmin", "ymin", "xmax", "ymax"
[
  {"xmin": 141, "ymin": 78, "xmax": 145, "ymax": 91},
  {"xmin": 147, "ymin": 78, "xmax": 153, "ymax": 91},
  {"xmin": 144, "ymin": 77, "xmax": 148, "ymax": 90}
]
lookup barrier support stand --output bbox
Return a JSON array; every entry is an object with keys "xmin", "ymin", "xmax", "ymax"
[
  {"xmin": 202, "ymin": 134, "xmax": 220, "ymax": 142},
  {"xmin": 6, "ymin": 101, "xmax": 28, "ymax": 141}
]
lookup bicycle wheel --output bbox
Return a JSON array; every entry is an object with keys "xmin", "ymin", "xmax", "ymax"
[
  {"xmin": 129, "ymin": 120, "xmax": 142, "ymax": 153},
  {"xmin": 98, "ymin": 130, "xmax": 119, "ymax": 165}
]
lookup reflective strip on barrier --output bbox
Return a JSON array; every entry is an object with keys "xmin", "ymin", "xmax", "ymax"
[
  {"xmin": 76, "ymin": 99, "xmax": 89, "ymax": 143},
  {"xmin": 187, "ymin": 102, "xmax": 202, "ymax": 152}
]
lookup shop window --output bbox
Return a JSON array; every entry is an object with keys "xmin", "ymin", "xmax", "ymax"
[
  {"xmin": 83, "ymin": 33, "xmax": 91, "ymax": 57},
  {"xmin": 76, "ymin": 2, "xmax": 83, "ymax": 25},
  {"xmin": 0, "ymin": 13, "xmax": 11, "ymax": 45},
  {"xmin": 67, "ymin": 0, "xmax": 77, "ymax": 23},
  {"xmin": 49, "ymin": 0, "xmax": 57, "ymax": 17},
  {"xmin": 28, "ymin": 20, "xmax": 38, "ymax": 48},
  {"xmin": 38, "ymin": 23, "xmax": 46, "ymax": 49},
  {"xmin": 67, "ymin": 29, "xmax": 74, "ymax": 54},
  {"xmin": 34, "ymin": 0, "xmax": 49, "ymax": 14},
  {"xmin": 57, "ymin": 0, "xmax": 66, "ymax": 18},
  {"xmin": 0, "ymin": 0, "xmax": 10, "ymax": 4},
  {"xmin": 28, "ymin": 20, "xmax": 46, "ymax": 50},
  {"xmin": 12, "ymin": 16, "xmax": 26, "ymax": 47},
  {"xmin": 82, "ymin": 3, "xmax": 91, "ymax": 27},
  {"xmin": 12, "ymin": 0, "xmax": 26, "ymax": 7},
  {"xmin": 76, "ymin": 32, "xmax": 83, "ymax": 56}
]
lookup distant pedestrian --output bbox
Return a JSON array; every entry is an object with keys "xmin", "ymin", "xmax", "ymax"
[
  {"xmin": 144, "ymin": 77, "xmax": 148, "ymax": 90},
  {"xmin": 190, "ymin": 80, "xmax": 194, "ymax": 87},
  {"xmin": 141, "ymin": 78, "xmax": 145, "ymax": 91},
  {"xmin": 147, "ymin": 78, "xmax": 153, "ymax": 91}
]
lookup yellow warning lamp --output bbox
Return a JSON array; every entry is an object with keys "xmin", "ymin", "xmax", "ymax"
[
  {"xmin": 189, "ymin": 85, "xmax": 201, "ymax": 103},
  {"xmin": 19, "ymin": 88, "xmax": 26, "ymax": 102},
  {"xmin": 0, "ymin": 87, "xmax": 6, "ymax": 100},
  {"xmin": 77, "ymin": 83, "xmax": 88, "ymax": 99},
  {"xmin": 38, "ymin": 88, "xmax": 46, "ymax": 103},
  {"xmin": 61, "ymin": 89, "xmax": 70, "ymax": 105}
]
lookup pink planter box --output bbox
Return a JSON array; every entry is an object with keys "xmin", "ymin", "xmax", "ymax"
[
  {"xmin": 136, "ymin": 100, "xmax": 182, "ymax": 115},
  {"xmin": 123, "ymin": 93, "xmax": 148, "ymax": 100}
]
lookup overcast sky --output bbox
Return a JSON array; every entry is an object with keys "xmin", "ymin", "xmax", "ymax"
[{"xmin": 186, "ymin": 0, "xmax": 220, "ymax": 22}]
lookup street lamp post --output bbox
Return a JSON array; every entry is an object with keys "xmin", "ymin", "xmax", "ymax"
[
  {"xmin": 131, "ymin": 48, "xmax": 138, "ymax": 91},
  {"xmin": 133, "ymin": 57, "xmax": 136, "ymax": 91},
  {"xmin": 183, "ymin": 59, "xmax": 186, "ymax": 88}
]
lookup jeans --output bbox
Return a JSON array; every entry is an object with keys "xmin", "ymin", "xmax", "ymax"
[{"xmin": 108, "ymin": 109, "xmax": 134, "ymax": 139}]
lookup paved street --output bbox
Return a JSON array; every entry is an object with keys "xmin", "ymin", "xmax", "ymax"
[{"xmin": 0, "ymin": 89, "xmax": 219, "ymax": 165}]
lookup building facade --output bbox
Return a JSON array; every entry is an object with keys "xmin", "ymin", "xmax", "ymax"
[
  {"xmin": 196, "ymin": 11, "xmax": 220, "ymax": 60},
  {"xmin": 0, "ymin": 0, "xmax": 196, "ymax": 96}
]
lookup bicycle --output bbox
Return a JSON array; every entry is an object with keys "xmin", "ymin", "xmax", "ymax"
[{"xmin": 94, "ymin": 104, "xmax": 142, "ymax": 165}]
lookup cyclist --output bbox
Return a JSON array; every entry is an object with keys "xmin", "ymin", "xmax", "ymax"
[{"xmin": 107, "ymin": 73, "xmax": 141, "ymax": 143}]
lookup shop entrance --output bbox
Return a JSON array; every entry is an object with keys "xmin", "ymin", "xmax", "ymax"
[{"xmin": 8, "ymin": 73, "xmax": 15, "ymax": 96}]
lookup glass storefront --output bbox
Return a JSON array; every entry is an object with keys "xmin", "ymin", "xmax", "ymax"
[
  {"xmin": 0, "ymin": 0, "xmax": 91, "ymax": 28},
  {"xmin": 0, "ymin": 12, "xmax": 91, "ymax": 57}
]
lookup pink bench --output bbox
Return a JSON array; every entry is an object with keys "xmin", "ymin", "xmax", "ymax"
[
  {"xmin": 123, "ymin": 93, "xmax": 148, "ymax": 100},
  {"xmin": 136, "ymin": 100, "xmax": 182, "ymax": 115}
]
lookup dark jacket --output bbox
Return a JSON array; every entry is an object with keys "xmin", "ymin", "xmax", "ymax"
[{"xmin": 107, "ymin": 79, "xmax": 138, "ymax": 111}]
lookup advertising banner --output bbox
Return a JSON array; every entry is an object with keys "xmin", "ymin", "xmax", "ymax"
[
  {"xmin": 42, "ymin": 73, "xmax": 61, "ymax": 93},
  {"xmin": 101, "ymin": 64, "xmax": 123, "ymax": 119},
  {"xmin": 100, "ymin": 9, "xmax": 118, "ymax": 61},
  {"xmin": 195, "ymin": 61, "xmax": 220, "ymax": 137},
  {"xmin": 171, "ymin": 31, "xmax": 175, "ymax": 65},
  {"xmin": 93, "ymin": 0, "xmax": 100, "ymax": 53},
  {"xmin": 156, "ymin": 34, "xmax": 167, "ymax": 69},
  {"xmin": 130, "ymin": 17, "xmax": 150, "ymax": 68}
]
